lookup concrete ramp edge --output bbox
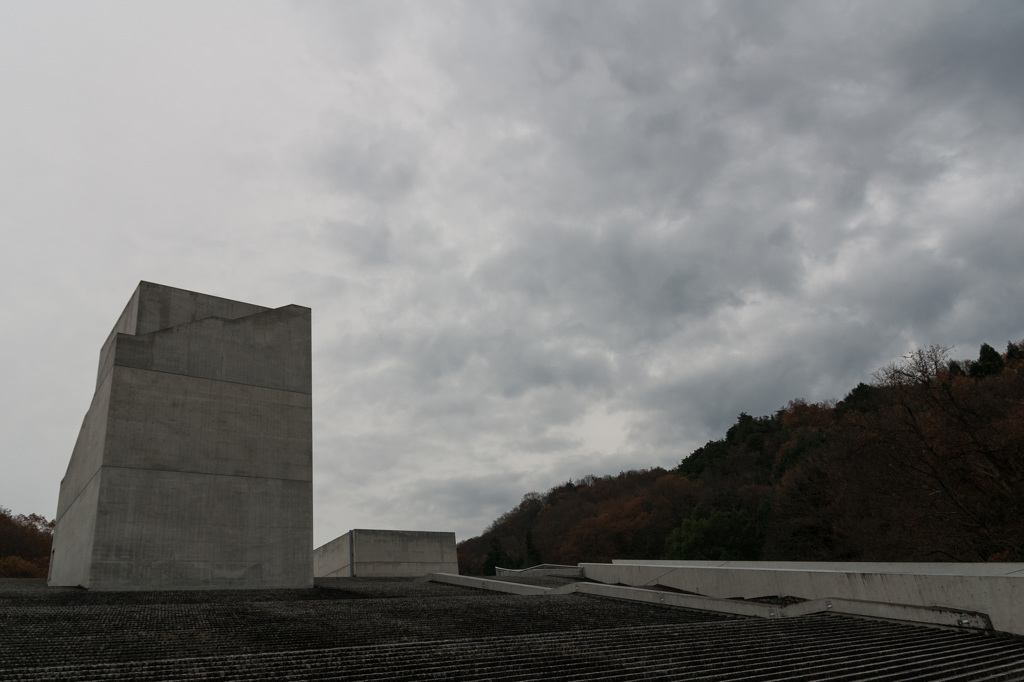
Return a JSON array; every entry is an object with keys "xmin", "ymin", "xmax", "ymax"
[{"xmin": 424, "ymin": 573, "xmax": 994, "ymax": 632}]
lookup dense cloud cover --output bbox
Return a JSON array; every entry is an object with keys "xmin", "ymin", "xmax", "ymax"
[{"xmin": 1, "ymin": 1, "xmax": 1022, "ymax": 544}]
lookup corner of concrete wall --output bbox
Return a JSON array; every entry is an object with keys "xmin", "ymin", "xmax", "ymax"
[
  {"xmin": 56, "ymin": 369, "xmax": 114, "ymax": 521},
  {"xmin": 48, "ymin": 470, "xmax": 102, "ymax": 588},
  {"xmin": 314, "ymin": 532, "xmax": 352, "ymax": 578},
  {"xmin": 96, "ymin": 285, "xmax": 143, "ymax": 388}
]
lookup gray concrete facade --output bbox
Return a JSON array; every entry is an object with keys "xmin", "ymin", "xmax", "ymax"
[
  {"xmin": 314, "ymin": 529, "xmax": 458, "ymax": 577},
  {"xmin": 49, "ymin": 281, "xmax": 313, "ymax": 590}
]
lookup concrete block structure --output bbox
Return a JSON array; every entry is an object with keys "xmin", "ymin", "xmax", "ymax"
[
  {"xmin": 49, "ymin": 281, "xmax": 313, "ymax": 590},
  {"xmin": 314, "ymin": 529, "xmax": 458, "ymax": 577}
]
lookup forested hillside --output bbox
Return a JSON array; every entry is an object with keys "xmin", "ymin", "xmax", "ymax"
[
  {"xmin": 0, "ymin": 507, "xmax": 52, "ymax": 578},
  {"xmin": 458, "ymin": 342, "xmax": 1024, "ymax": 574}
]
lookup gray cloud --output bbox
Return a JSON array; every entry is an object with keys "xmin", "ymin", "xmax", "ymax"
[
  {"xmin": 2, "ymin": 1, "xmax": 1023, "ymax": 545},
  {"xmin": 320, "ymin": 219, "xmax": 394, "ymax": 266},
  {"xmin": 312, "ymin": 131, "xmax": 420, "ymax": 202},
  {"xmin": 895, "ymin": 3, "xmax": 1024, "ymax": 113}
]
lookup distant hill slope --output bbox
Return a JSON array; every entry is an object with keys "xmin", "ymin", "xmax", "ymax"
[{"xmin": 458, "ymin": 342, "xmax": 1024, "ymax": 574}]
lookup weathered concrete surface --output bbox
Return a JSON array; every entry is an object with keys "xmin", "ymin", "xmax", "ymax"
[
  {"xmin": 427, "ymin": 574, "xmax": 996, "ymax": 631},
  {"xmin": 49, "ymin": 281, "xmax": 312, "ymax": 590},
  {"xmin": 313, "ymin": 531, "xmax": 351, "ymax": 578},
  {"xmin": 314, "ymin": 529, "xmax": 458, "ymax": 578},
  {"xmin": 583, "ymin": 561, "xmax": 1024, "ymax": 636},
  {"xmin": 97, "ymin": 281, "xmax": 269, "ymax": 389},
  {"xmin": 100, "ymin": 305, "xmax": 311, "ymax": 394}
]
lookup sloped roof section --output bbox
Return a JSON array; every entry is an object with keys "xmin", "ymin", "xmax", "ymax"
[{"xmin": 2, "ymin": 578, "xmax": 1022, "ymax": 680}]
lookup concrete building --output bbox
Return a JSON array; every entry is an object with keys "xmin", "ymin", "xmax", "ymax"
[
  {"xmin": 314, "ymin": 529, "xmax": 458, "ymax": 577},
  {"xmin": 49, "ymin": 281, "xmax": 313, "ymax": 590}
]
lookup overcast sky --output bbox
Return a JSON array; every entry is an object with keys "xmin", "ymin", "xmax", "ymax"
[{"xmin": 2, "ymin": 1, "xmax": 1022, "ymax": 545}]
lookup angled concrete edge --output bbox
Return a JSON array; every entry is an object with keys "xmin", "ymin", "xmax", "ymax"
[
  {"xmin": 423, "ymin": 573, "xmax": 551, "ymax": 595},
  {"xmin": 550, "ymin": 582, "xmax": 777, "ymax": 618},
  {"xmin": 569, "ymin": 584, "xmax": 994, "ymax": 631},
  {"xmin": 786, "ymin": 597, "xmax": 992, "ymax": 631},
  {"xmin": 496, "ymin": 565, "xmax": 584, "ymax": 579},
  {"xmin": 582, "ymin": 562, "xmax": 1020, "ymax": 635},
  {"xmin": 424, "ymin": 574, "xmax": 994, "ymax": 631}
]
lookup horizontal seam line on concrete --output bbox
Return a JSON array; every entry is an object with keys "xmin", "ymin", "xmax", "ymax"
[
  {"xmin": 93, "ymin": 361, "xmax": 116, "ymax": 398},
  {"xmin": 102, "ymin": 464, "xmax": 311, "ymax": 484},
  {"xmin": 111, "ymin": 362, "xmax": 311, "ymax": 395},
  {"xmin": 52, "ymin": 466, "xmax": 102, "ymax": 525}
]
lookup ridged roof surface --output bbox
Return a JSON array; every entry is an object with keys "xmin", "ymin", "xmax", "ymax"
[{"xmin": 2, "ymin": 578, "xmax": 1023, "ymax": 680}]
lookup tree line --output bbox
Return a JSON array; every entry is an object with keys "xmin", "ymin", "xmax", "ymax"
[
  {"xmin": 458, "ymin": 341, "xmax": 1024, "ymax": 574},
  {"xmin": 0, "ymin": 506, "xmax": 53, "ymax": 578}
]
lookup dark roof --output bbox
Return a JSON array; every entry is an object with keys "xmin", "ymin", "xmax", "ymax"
[{"xmin": 2, "ymin": 578, "xmax": 1023, "ymax": 680}]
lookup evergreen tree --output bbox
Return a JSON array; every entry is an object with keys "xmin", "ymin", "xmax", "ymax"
[
  {"xmin": 525, "ymin": 531, "xmax": 543, "ymax": 567},
  {"xmin": 1006, "ymin": 341, "xmax": 1024, "ymax": 364},
  {"xmin": 969, "ymin": 343, "xmax": 1004, "ymax": 378},
  {"xmin": 482, "ymin": 536, "xmax": 511, "ymax": 575}
]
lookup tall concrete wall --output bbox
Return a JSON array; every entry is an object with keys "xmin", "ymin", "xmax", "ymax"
[
  {"xmin": 50, "ymin": 281, "xmax": 313, "ymax": 590},
  {"xmin": 314, "ymin": 530, "xmax": 458, "ymax": 578}
]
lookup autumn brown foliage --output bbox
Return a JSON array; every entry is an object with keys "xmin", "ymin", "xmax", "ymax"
[
  {"xmin": 459, "ymin": 341, "xmax": 1024, "ymax": 574},
  {"xmin": 458, "ymin": 470, "xmax": 699, "ymax": 575},
  {"xmin": 0, "ymin": 506, "xmax": 53, "ymax": 578}
]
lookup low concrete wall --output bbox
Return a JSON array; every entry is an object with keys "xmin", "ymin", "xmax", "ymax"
[
  {"xmin": 314, "ymin": 533, "xmax": 352, "ymax": 578},
  {"xmin": 609, "ymin": 560, "xmax": 1024, "ymax": 576},
  {"xmin": 583, "ymin": 561, "xmax": 1024, "ymax": 636},
  {"xmin": 314, "ymin": 529, "xmax": 458, "ymax": 578},
  {"xmin": 423, "ymin": 574, "xmax": 994, "ymax": 632},
  {"xmin": 495, "ymin": 565, "xmax": 583, "ymax": 579},
  {"xmin": 424, "ymin": 573, "xmax": 550, "ymax": 595}
]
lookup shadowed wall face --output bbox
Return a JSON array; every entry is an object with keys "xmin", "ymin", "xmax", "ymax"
[{"xmin": 49, "ymin": 281, "xmax": 313, "ymax": 590}]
